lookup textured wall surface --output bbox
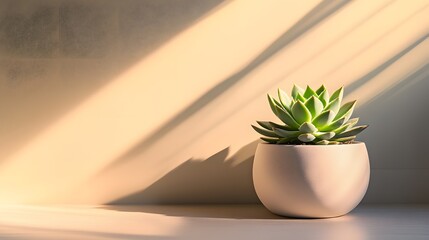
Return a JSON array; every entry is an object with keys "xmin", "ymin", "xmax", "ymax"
[{"xmin": 0, "ymin": 0, "xmax": 428, "ymax": 204}]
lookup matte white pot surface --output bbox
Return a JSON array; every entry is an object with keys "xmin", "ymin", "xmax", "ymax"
[{"xmin": 253, "ymin": 142, "xmax": 370, "ymax": 218}]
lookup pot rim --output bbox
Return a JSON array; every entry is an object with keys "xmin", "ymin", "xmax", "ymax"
[{"xmin": 258, "ymin": 141, "xmax": 365, "ymax": 148}]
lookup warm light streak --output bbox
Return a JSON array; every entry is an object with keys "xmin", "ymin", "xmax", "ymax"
[
  {"xmin": 0, "ymin": 205, "xmax": 184, "ymax": 237},
  {"xmin": 0, "ymin": 0, "xmax": 320, "ymax": 203},
  {"xmin": 0, "ymin": 0, "xmax": 428, "ymax": 204},
  {"xmin": 79, "ymin": 0, "xmax": 429, "ymax": 204},
  {"xmin": 346, "ymin": 38, "xmax": 429, "ymax": 106}
]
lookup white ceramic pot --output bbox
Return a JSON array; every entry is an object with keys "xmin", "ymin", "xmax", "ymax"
[{"xmin": 253, "ymin": 142, "xmax": 370, "ymax": 218}]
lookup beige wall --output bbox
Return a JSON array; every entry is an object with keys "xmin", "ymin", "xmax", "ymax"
[{"xmin": 0, "ymin": 0, "xmax": 428, "ymax": 204}]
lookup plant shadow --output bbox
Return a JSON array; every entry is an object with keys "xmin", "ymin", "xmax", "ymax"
[
  {"xmin": 102, "ymin": 141, "xmax": 283, "ymax": 219},
  {"xmin": 109, "ymin": 142, "xmax": 260, "ymax": 205},
  {"xmin": 103, "ymin": 141, "xmax": 288, "ymax": 219},
  {"xmin": 103, "ymin": 140, "xmax": 340, "ymax": 220}
]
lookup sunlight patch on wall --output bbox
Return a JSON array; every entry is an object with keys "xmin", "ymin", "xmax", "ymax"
[
  {"xmin": 78, "ymin": 0, "xmax": 429, "ymax": 204},
  {"xmin": 0, "ymin": 0, "xmax": 428, "ymax": 204},
  {"xmin": 346, "ymin": 37, "xmax": 429, "ymax": 106},
  {"xmin": 0, "ymin": 0, "xmax": 320, "ymax": 203}
]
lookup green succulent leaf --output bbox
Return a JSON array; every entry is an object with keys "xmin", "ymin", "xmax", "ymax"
[
  {"xmin": 334, "ymin": 100, "xmax": 356, "ymax": 121},
  {"xmin": 268, "ymin": 121, "xmax": 294, "ymax": 131},
  {"xmin": 333, "ymin": 118, "xmax": 359, "ymax": 134},
  {"xmin": 275, "ymin": 106, "xmax": 300, "ymax": 128},
  {"xmin": 299, "ymin": 122, "xmax": 318, "ymax": 133},
  {"xmin": 278, "ymin": 138, "xmax": 293, "ymax": 144},
  {"xmin": 315, "ymin": 131, "xmax": 335, "ymax": 140},
  {"xmin": 273, "ymin": 97, "xmax": 285, "ymax": 110},
  {"xmin": 291, "ymin": 84, "xmax": 305, "ymax": 99},
  {"xmin": 295, "ymin": 93, "xmax": 306, "ymax": 102},
  {"xmin": 252, "ymin": 125, "xmax": 279, "ymax": 138},
  {"xmin": 256, "ymin": 121, "xmax": 272, "ymax": 130},
  {"xmin": 335, "ymin": 125, "xmax": 368, "ymax": 138},
  {"xmin": 343, "ymin": 110, "xmax": 354, "ymax": 122},
  {"xmin": 278, "ymin": 89, "xmax": 292, "ymax": 110},
  {"xmin": 312, "ymin": 110, "xmax": 335, "ymax": 127},
  {"xmin": 316, "ymin": 85, "xmax": 327, "ymax": 95},
  {"xmin": 318, "ymin": 89, "xmax": 330, "ymax": 106},
  {"xmin": 333, "ymin": 136, "xmax": 356, "ymax": 142},
  {"xmin": 345, "ymin": 118, "xmax": 359, "ymax": 128},
  {"xmin": 298, "ymin": 133, "xmax": 316, "ymax": 142},
  {"xmin": 320, "ymin": 117, "xmax": 346, "ymax": 131},
  {"xmin": 325, "ymin": 97, "xmax": 341, "ymax": 114},
  {"xmin": 268, "ymin": 94, "xmax": 289, "ymax": 117},
  {"xmin": 267, "ymin": 94, "xmax": 279, "ymax": 115},
  {"xmin": 260, "ymin": 137, "xmax": 278, "ymax": 144},
  {"xmin": 330, "ymin": 86, "xmax": 344, "ymax": 102},
  {"xmin": 258, "ymin": 85, "xmax": 366, "ymax": 144},
  {"xmin": 303, "ymin": 85, "xmax": 317, "ymax": 99},
  {"xmin": 333, "ymin": 124, "xmax": 350, "ymax": 134},
  {"xmin": 291, "ymin": 100, "xmax": 312, "ymax": 124},
  {"xmin": 273, "ymin": 128, "xmax": 301, "ymax": 138},
  {"xmin": 316, "ymin": 140, "xmax": 330, "ymax": 145},
  {"xmin": 305, "ymin": 96, "xmax": 324, "ymax": 118}
]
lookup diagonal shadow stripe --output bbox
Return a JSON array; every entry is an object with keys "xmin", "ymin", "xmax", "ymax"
[
  {"xmin": 358, "ymin": 61, "xmax": 429, "ymax": 107},
  {"xmin": 345, "ymin": 32, "xmax": 429, "ymax": 96},
  {"xmin": 105, "ymin": 0, "xmax": 352, "ymax": 167},
  {"xmin": 0, "ymin": 0, "xmax": 227, "ymax": 164}
]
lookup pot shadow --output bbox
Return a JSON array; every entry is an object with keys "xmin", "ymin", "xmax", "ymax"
[
  {"xmin": 109, "ymin": 142, "xmax": 260, "ymax": 205},
  {"xmin": 104, "ymin": 141, "xmax": 288, "ymax": 219},
  {"xmin": 103, "ymin": 141, "xmax": 343, "ymax": 219}
]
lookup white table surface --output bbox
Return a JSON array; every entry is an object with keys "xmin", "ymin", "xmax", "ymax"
[{"xmin": 0, "ymin": 204, "xmax": 428, "ymax": 240}]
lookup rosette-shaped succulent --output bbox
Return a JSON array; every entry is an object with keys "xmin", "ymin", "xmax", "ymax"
[{"xmin": 252, "ymin": 84, "xmax": 368, "ymax": 145}]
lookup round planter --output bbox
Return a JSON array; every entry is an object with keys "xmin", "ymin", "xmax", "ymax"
[{"xmin": 253, "ymin": 142, "xmax": 370, "ymax": 218}]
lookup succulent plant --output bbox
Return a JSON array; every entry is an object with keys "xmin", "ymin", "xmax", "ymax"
[{"xmin": 252, "ymin": 84, "xmax": 368, "ymax": 145}]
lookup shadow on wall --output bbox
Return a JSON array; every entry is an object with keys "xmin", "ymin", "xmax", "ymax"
[
  {"xmin": 1, "ymin": 0, "xmax": 428, "ymax": 205},
  {"xmin": 0, "ymin": 0, "xmax": 224, "ymax": 162},
  {"xmin": 104, "ymin": 35, "xmax": 429, "ymax": 205},
  {"xmin": 359, "ymin": 62, "xmax": 429, "ymax": 203},
  {"xmin": 345, "ymin": 33, "xmax": 429, "ymax": 95},
  {"xmin": 108, "ymin": 59, "xmax": 429, "ymax": 206},
  {"xmin": 110, "ymin": 141, "xmax": 260, "ymax": 204},
  {"xmin": 111, "ymin": 61, "xmax": 429, "ymax": 205},
  {"xmin": 102, "ymin": 0, "xmax": 350, "ymax": 172}
]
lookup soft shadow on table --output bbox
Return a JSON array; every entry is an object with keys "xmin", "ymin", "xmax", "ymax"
[
  {"xmin": 99, "ymin": 141, "xmax": 290, "ymax": 219},
  {"xmin": 108, "ymin": 141, "xmax": 261, "ymax": 205},
  {"xmin": 101, "ymin": 141, "xmax": 286, "ymax": 219},
  {"xmin": 101, "ymin": 204, "xmax": 285, "ymax": 219}
]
